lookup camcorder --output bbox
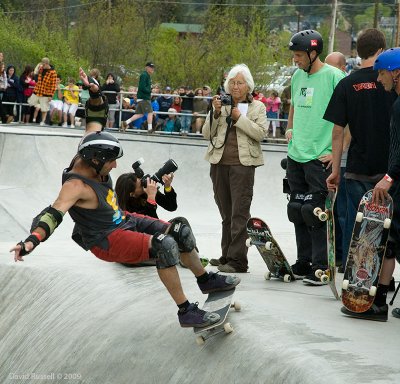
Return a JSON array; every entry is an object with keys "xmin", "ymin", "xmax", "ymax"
[
  {"xmin": 281, "ymin": 157, "xmax": 291, "ymax": 194},
  {"xmin": 132, "ymin": 158, "xmax": 178, "ymax": 188}
]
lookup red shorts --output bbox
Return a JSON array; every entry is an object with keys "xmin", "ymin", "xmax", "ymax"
[{"xmin": 91, "ymin": 213, "xmax": 169, "ymax": 264}]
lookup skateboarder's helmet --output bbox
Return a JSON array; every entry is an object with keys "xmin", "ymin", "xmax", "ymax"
[
  {"xmin": 289, "ymin": 30, "xmax": 323, "ymax": 55},
  {"xmin": 374, "ymin": 48, "xmax": 400, "ymax": 71},
  {"xmin": 78, "ymin": 131, "xmax": 123, "ymax": 163}
]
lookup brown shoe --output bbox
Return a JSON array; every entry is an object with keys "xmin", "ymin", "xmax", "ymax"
[
  {"xmin": 6, "ymin": 115, "xmax": 14, "ymax": 124},
  {"xmin": 217, "ymin": 264, "xmax": 238, "ymax": 273},
  {"xmin": 120, "ymin": 121, "xmax": 128, "ymax": 132},
  {"xmin": 209, "ymin": 258, "xmax": 221, "ymax": 266}
]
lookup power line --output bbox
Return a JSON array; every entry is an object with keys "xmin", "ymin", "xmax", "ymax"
[{"xmin": 1, "ymin": 0, "xmax": 106, "ymax": 14}]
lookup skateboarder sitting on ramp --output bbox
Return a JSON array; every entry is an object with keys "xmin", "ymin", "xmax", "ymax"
[{"xmin": 9, "ymin": 131, "xmax": 240, "ymax": 328}]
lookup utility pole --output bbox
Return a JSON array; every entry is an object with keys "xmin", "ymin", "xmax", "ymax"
[
  {"xmin": 328, "ymin": 0, "xmax": 338, "ymax": 54},
  {"xmin": 396, "ymin": 0, "xmax": 400, "ymax": 46},
  {"xmin": 373, "ymin": 0, "xmax": 379, "ymax": 28}
]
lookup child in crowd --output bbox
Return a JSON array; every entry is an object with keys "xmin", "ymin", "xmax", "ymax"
[{"xmin": 62, "ymin": 77, "xmax": 79, "ymax": 128}]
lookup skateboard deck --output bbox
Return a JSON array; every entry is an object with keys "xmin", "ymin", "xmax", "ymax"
[
  {"xmin": 193, "ymin": 288, "xmax": 239, "ymax": 345},
  {"xmin": 313, "ymin": 190, "xmax": 340, "ymax": 300},
  {"xmin": 342, "ymin": 190, "xmax": 393, "ymax": 313},
  {"xmin": 246, "ymin": 217, "xmax": 295, "ymax": 282}
]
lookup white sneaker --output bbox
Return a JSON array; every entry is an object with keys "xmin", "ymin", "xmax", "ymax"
[
  {"xmin": 62, "ymin": 122, "xmax": 68, "ymax": 127},
  {"xmin": 40, "ymin": 121, "xmax": 45, "ymax": 126},
  {"xmin": 70, "ymin": 124, "xmax": 75, "ymax": 128},
  {"xmin": 32, "ymin": 118, "xmax": 36, "ymax": 123}
]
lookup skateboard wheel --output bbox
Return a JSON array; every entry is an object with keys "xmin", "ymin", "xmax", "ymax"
[
  {"xmin": 369, "ymin": 285, "xmax": 377, "ymax": 297},
  {"xmin": 196, "ymin": 336, "xmax": 205, "ymax": 346},
  {"xmin": 313, "ymin": 207, "xmax": 322, "ymax": 216},
  {"xmin": 384, "ymin": 218, "xmax": 391, "ymax": 229},
  {"xmin": 318, "ymin": 212, "xmax": 328, "ymax": 221},
  {"xmin": 264, "ymin": 271, "xmax": 272, "ymax": 280},
  {"xmin": 224, "ymin": 322, "xmax": 234, "ymax": 334},
  {"xmin": 356, "ymin": 212, "xmax": 363, "ymax": 222},
  {"xmin": 283, "ymin": 274, "xmax": 292, "ymax": 283},
  {"xmin": 231, "ymin": 301, "xmax": 241, "ymax": 311},
  {"xmin": 265, "ymin": 241, "xmax": 273, "ymax": 250},
  {"xmin": 321, "ymin": 274, "xmax": 329, "ymax": 283},
  {"xmin": 315, "ymin": 269, "xmax": 323, "ymax": 278},
  {"xmin": 342, "ymin": 279, "xmax": 349, "ymax": 290},
  {"xmin": 245, "ymin": 238, "xmax": 252, "ymax": 248}
]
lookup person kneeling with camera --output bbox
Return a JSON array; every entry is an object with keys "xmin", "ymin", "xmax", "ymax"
[{"xmin": 115, "ymin": 172, "xmax": 177, "ymax": 219}]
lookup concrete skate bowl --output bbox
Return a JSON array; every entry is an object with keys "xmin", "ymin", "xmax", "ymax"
[{"xmin": 0, "ymin": 130, "xmax": 343, "ymax": 384}]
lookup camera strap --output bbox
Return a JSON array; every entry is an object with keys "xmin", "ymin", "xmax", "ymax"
[{"xmin": 209, "ymin": 105, "xmax": 233, "ymax": 150}]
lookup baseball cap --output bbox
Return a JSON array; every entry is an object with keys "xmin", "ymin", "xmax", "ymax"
[
  {"xmin": 123, "ymin": 97, "xmax": 131, "ymax": 104},
  {"xmin": 168, "ymin": 108, "xmax": 176, "ymax": 113},
  {"xmin": 165, "ymin": 86, "xmax": 171, "ymax": 91},
  {"xmin": 145, "ymin": 62, "xmax": 155, "ymax": 68}
]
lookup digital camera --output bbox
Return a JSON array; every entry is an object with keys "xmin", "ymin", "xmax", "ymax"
[
  {"xmin": 220, "ymin": 93, "xmax": 232, "ymax": 106},
  {"xmin": 132, "ymin": 158, "xmax": 178, "ymax": 188}
]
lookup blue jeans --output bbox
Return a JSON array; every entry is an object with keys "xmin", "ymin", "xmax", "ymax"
[{"xmin": 180, "ymin": 110, "xmax": 192, "ymax": 133}]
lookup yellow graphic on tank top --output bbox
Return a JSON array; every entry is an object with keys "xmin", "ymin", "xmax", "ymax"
[{"xmin": 106, "ymin": 189, "xmax": 124, "ymax": 224}]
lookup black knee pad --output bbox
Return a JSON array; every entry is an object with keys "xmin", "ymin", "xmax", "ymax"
[
  {"xmin": 301, "ymin": 192, "xmax": 327, "ymax": 228},
  {"xmin": 167, "ymin": 217, "xmax": 196, "ymax": 253},
  {"xmin": 85, "ymin": 96, "xmax": 109, "ymax": 129},
  {"xmin": 149, "ymin": 233, "xmax": 179, "ymax": 269},
  {"xmin": 287, "ymin": 193, "xmax": 305, "ymax": 224}
]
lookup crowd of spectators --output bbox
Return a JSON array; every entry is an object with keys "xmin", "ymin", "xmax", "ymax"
[{"xmin": 0, "ymin": 53, "xmax": 288, "ymax": 137}]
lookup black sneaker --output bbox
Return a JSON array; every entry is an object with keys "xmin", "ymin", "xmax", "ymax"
[
  {"xmin": 303, "ymin": 271, "xmax": 328, "ymax": 286},
  {"xmin": 337, "ymin": 265, "xmax": 345, "ymax": 273},
  {"xmin": 341, "ymin": 304, "xmax": 388, "ymax": 322},
  {"xmin": 291, "ymin": 261, "xmax": 312, "ymax": 279},
  {"xmin": 178, "ymin": 302, "xmax": 220, "ymax": 328},
  {"xmin": 197, "ymin": 271, "xmax": 240, "ymax": 294}
]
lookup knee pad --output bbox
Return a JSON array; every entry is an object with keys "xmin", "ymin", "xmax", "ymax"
[
  {"xmin": 149, "ymin": 233, "xmax": 179, "ymax": 269},
  {"xmin": 301, "ymin": 192, "xmax": 327, "ymax": 228},
  {"xmin": 167, "ymin": 217, "xmax": 196, "ymax": 253},
  {"xmin": 85, "ymin": 96, "xmax": 109, "ymax": 128},
  {"xmin": 287, "ymin": 193, "xmax": 305, "ymax": 224}
]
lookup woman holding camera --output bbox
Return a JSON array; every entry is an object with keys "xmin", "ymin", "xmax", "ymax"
[
  {"xmin": 203, "ymin": 63, "xmax": 268, "ymax": 273},
  {"xmin": 115, "ymin": 172, "xmax": 177, "ymax": 218}
]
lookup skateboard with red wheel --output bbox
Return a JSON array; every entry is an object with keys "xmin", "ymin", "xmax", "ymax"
[{"xmin": 246, "ymin": 217, "xmax": 295, "ymax": 282}]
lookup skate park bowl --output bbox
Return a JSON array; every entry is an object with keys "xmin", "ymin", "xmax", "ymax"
[{"xmin": 0, "ymin": 126, "xmax": 399, "ymax": 384}]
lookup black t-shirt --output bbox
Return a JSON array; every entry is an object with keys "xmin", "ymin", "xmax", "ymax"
[{"xmin": 324, "ymin": 67, "xmax": 396, "ymax": 176}]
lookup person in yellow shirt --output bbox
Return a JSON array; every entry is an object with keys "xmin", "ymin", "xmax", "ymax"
[{"xmin": 62, "ymin": 77, "xmax": 79, "ymax": 128}]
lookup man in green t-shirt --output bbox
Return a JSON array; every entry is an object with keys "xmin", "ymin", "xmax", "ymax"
[
  {"xmin": 121, "ymin": 62, "xmax": 155, "ymax": 132},
  {"xmin": 285, "ymin": 30, "xmax": 345, "ymax": 285}
]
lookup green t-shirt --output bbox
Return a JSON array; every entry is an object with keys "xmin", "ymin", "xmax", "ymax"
[
  {"xmin": 288, "ymin": 64, "xmax": 345, "ymax": 163},
  {"xmin": 52, "ymin": 84, "xmax": 64, "ymax": 101}
]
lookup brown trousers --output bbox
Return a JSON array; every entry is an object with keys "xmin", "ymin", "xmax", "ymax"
[{"xmin": 210, "ymin": 164, "xmax": 255, "ymax": 271}]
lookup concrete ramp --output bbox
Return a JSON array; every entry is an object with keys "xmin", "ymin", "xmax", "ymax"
[{"xmin": 0, "ymin": 127, "xmax": 399, "ymax": 384}]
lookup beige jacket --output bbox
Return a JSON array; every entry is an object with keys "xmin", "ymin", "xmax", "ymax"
[{"xmin": 203, "ymin": 99, "xmax": 267, "ymax": 166}]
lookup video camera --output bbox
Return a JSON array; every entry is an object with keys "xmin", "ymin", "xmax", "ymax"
[
  {"xmin": 281, "ymin": 157, "xmax": 291, "ymax": 194},
  {"xmin": 132, "ymin": 158, "xmax": 178, "ymax": 188}
]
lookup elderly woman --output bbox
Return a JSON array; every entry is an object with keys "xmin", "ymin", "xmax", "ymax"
[{"xmin": 203, "ymin": 63, "xmax": 268, "ymax": 273}]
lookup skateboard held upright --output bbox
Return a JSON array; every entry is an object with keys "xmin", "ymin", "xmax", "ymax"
[
  {"xmin": 246, "ymin": 217, "xmax": 295, "ymax": 282},
  {"xmin": 313, "ymin": 190, "xmax": 340, "ymax": 299},
  {"xmin": 193, "ymin": 288, "xmax": 240, "ymax": 345},
  {"xmin": 342, "ymin": 190, "xmax": 393, "ymax": 313}
]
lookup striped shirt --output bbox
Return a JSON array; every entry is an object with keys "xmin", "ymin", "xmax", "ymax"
[{"xmin": 34, "ymin": 68, "xmax": 57, "ymax": 97}]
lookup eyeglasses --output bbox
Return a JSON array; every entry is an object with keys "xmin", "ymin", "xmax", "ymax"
[{"xmin": 228, "ymin": 81, "xmax": 246, "ymax": 87}]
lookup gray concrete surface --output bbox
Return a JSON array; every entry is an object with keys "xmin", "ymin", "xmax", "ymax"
[{"xmin": 0, "ymin": 125, "xmax": 399, "ymax": 384}]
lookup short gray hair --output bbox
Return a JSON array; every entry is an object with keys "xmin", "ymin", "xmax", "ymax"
[{"xmin": 224, "ymin": 64, "xmax": 254, "ymax": 94}]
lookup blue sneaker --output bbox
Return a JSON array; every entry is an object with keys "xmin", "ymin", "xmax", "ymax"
[
  {"xmin": 197, "ymin": 271, "xmax": 240, "ymax": 294},
  {"xmin": 178, "ymin": 302, "xmax": 220, "ymax": 328}
]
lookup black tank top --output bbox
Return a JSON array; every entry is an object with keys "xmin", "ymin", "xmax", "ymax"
[{"xmin": 62, "ymin": 167, "xmax": 126, "ymax": 250}]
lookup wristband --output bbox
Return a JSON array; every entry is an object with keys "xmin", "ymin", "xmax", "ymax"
[
  {"xmin": 147, "ymin": 199, "xmax": 157, "ymax": 206},
  {"xmin": 384, "ymin": 174, "xmax": 394, "ymax": 184},
  {"xmin": 164, "ymin": 186, "xmax": 172, "ymax": 192},
  {"xmin": 31, "ymin": 231, "xmax": 43, "ymax": 242}
]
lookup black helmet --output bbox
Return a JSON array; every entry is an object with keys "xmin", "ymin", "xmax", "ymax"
[
  {"xmin": 289, "ymin": 30, "xmax": 323, "ymax": 55},
  {"xmin": 78, "ymin": 131, "xmax": 123, "ymax": 172}
]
